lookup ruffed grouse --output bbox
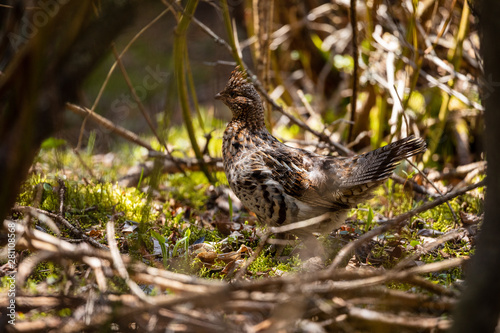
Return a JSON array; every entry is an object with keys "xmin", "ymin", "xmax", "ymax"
[{"xmin": 216, "ymin": 67, "xmax": 426, "ymax": 255}]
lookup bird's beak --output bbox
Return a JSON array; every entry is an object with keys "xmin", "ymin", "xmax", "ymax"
[{"xmin": 215, "ymin": 92, "xmax": 223, "ymax": 100}]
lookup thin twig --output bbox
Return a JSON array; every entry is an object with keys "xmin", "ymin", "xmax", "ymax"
[
  {"xmin": 12, "ymin": 206, "xmax": 109, "ymax": 250},
  {"xmin": 347, "ymin": 305, "xmax": 451, "ymax": 330},
  {"xmin": 393, "ymin": 229, "xmax": 465, "ymax": 270},
  {"xmin": 111, "ymin": 45, "xmax": 166, "ymax": 149},
  {"xmin": 406, "ymin": 158, "xmax": 459, "ymax": 225},
  {"xmin": 391, "ymin": 174, "xmax": 440, "ymax": 198},
  {"xmin": 67, "ymin": 103, "xmax": 155, "ymax": 151},
  {"xmin": 76, "ymin": 8, "xmax": 171, "ymax": 150},
  {"xmin": 106, "ymin": 217, "xmax": 151, "ymax": 303},
  {"xmin": 269, "ymin": 212, "xmax": 332, "ymax": 234},
  {"xmin": 57, "ymin": 178, "xmax": 66, "ymax": 216}
]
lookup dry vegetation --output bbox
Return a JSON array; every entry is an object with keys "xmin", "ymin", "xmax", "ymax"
[{"xmin": 0, "ymin": 0, "xmax": 488, "ymax": 332}]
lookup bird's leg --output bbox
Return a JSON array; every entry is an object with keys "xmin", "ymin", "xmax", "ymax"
[
  {"xmin": 299, "ymin": 233, "xmax": 326, "ymax": 260},
  {"xmin": 268, "ymin": 233, "xmax": 296, "ymax": 258}
]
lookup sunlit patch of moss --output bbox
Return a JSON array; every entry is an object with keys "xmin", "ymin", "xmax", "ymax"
[
  {"xmin": 17, "ymin": 174, "xmax": 167, "ymax": 256},
  {"xmin": 422, "ymin": 200, "xmax": 461, "ymax": 232},
  {"xmin": 33, "ymin": 139, "xmax": 143, "ymax": 183},
  {"xmin": 248, "ymin": 253, "xmax": 300, "ymax": 276},
  {"xmin": 419, "ymin": 190, "xmax": 483, "ymax": 233},
  {"xmin": 247, "ymin": 253, "xmax": 276, "ymax": 275},
  {"xmin": 0, "ymin": 276, "xmax": 16, "ymax": 293},
  {"xmin": 58, "ymin": 308, "xmax": 72, "ymax": 317},
  {"xmin": 163, "ymin": 172, "xmax": 210, "ymax": 209},
  {"xmin": 351, "ymin": 181, "xmax": 417, "ymax": 222}
]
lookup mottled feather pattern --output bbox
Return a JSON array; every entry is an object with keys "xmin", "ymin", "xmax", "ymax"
[
  {"xmin": 260, "ymin": 149, "xmax": 312, "ymax": 198},
  {"xmin": 216, "ymin": 66, "xmax": 426, "ymax": 237}
]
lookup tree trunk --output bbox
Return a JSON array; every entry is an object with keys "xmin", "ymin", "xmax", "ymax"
[
  {"xmin": 450, "ymin": 1, "xmax": 500, "ymax": 331},
  {"xmin": 0, "ymin": 0, "xmax": 137, "ymax": 226}
]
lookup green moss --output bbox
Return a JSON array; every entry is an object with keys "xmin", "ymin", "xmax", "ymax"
[
  {"xmin": 58, "ymin": 308, "xmax": 72, "ymax": 317},
  {"xmin": 164, "ymin": 172, "xmax": 211, "ymax": 208},
  {"xmin": 248, "ymin": 253, "xmax": 300, "ymax": 276}
]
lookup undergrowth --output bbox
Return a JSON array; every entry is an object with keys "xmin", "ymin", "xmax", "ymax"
[{"xmin": 9, "ymin": 131, "xmax": 484, "ymax": 288}]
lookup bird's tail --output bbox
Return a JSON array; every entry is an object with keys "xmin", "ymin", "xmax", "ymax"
[{"xmin": 342, "ymin": 136, "xmax": 426, "ymax": 187}]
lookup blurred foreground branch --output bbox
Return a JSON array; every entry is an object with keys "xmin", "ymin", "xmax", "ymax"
[{"xmin": 2, "ymin": 218, "xmax": 463, "ymax": 332}]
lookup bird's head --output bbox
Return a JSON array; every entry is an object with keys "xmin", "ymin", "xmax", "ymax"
[{"xmin": 215, "ymin": 66, "xmax": 265, "ymax": 126}]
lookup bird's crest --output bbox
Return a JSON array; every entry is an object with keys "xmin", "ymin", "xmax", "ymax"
[{"xmin": 227, "ymin": 66, "xmax": 249, "ymax": 88}]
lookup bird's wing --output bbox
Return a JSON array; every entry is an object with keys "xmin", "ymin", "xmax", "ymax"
[{"xmin": 252, "ymin": 148, "xmax": 349, "ymax": 210}]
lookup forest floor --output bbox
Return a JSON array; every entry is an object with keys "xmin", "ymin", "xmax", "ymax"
[{"xmin": 0, "ymin": 132, "xmax": 485, "ymax": 332}]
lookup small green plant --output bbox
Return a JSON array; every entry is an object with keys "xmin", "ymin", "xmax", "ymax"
[
  {"xmin": 409, "ymin": 239, "xmax": 420, "ymax": 247},
  {"xmin": 151, "ymin": 230, "xmax": 169, "ymax": 267},
  {"xmin": 86, "ymin": 130, "xmax": 96, "ymax": 155},
  {"xmin": 172, "ymin": 228, "xmax": 191, "ymax": 258},
  {"xmin": 365, "ymin": 207, "xmax": 374, "ymax": 233},
  {"xmin": 136, "ymin": 167, "xmax": 145, "ymax": 190}
]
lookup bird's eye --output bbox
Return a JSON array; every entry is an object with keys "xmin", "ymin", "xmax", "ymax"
[{"xmin": 229, "ymin": 91, "xmax": 237, "ymax": 98}]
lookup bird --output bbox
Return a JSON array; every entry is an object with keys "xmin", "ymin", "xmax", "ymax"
[{"xmin": 216, "ymin": 66, "xmax": 426, "ymax": 257}]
